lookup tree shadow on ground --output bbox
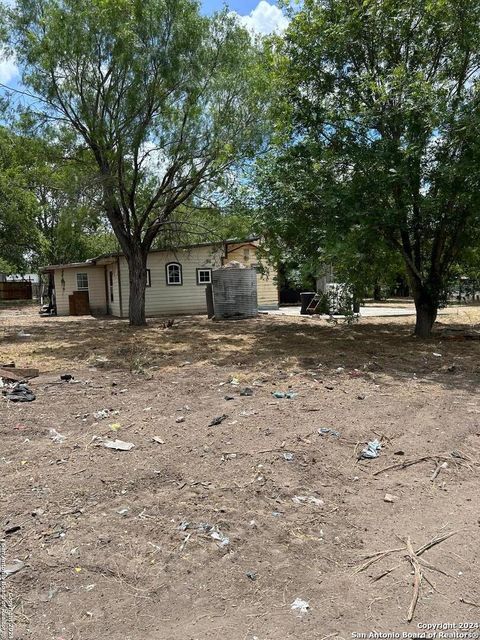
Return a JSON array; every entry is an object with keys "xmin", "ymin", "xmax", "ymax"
[{"xmin": 1, "ymin": 309, "xmax": 479, "ymax": 393}]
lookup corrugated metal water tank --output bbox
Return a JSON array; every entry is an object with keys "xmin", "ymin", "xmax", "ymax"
[{"xmin": 212, "ymin": 267, "xmax": 258, "ymax": 319}]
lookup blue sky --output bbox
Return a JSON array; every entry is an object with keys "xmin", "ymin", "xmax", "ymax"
[
  {"xmin": 202, "ymin": 0, "xmax": 277, "ymax": 13},
  {"xmin": 0, "ymin": 1, "xmax": 288, "ymax": 86}
]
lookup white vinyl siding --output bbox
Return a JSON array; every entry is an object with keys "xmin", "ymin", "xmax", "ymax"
[
  {"xmin": 116, "ymin": 246, "xmax": 223, "ymax": 317},
  {"xmin": 54, "ymin": 266, "xmax": 107, "ymax": 316}
]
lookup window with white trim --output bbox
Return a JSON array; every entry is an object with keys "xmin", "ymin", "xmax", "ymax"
[
  {"xmin": 76, "ymin": 272, "xmax": 89, "ymax": 290},
  {"xmin": 166, "ymin": 262, "xmax": 182, "ymax": 286},
  {"xmin": 197, "ymin": 268, "xmax": 212, "ymax": 285}
]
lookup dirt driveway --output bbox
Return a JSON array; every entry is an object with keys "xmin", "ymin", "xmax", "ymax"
[{"xmin": 1, "ymin": 304, "xmax": 479, "ymax": 639}]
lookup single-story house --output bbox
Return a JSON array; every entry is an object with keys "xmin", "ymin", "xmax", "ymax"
[{"xmin": 42, "ymin": 238, "xmax": 279, "ymax": 317}]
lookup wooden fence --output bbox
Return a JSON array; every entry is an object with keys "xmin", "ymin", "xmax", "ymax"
[{"xmin": 0, "ymin": 281, "xmax": 33, "ymax": 300}]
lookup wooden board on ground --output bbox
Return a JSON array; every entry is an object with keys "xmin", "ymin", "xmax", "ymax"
[{"xmin": 0, "ymin": 367, "xmax": 39, "ymax": 381}]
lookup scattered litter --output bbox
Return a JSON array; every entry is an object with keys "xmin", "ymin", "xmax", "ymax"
[
  {"xmin": 292, "ymin": 495, "xmax": 324, "ymax": 507},
  {"xmin": 48, "ymin": 428, "xmax": 66, "ymax": 443},
  {"xmin": 4, "ymin": 383, "xmax": 36, "ymax": 402},
  {"xmin": 432, "ymin": 353, "xmax": 442, "ymax": 357},
  {"xmin": 152, "ymin": 436, "xmax": 165, "ymax": 444},
  {"xmin": 102, "ymin": 439, "xmax": 134, "ymax": 451},
  {"xmin": 208, "ymin": 414, "xmax": 228, "ymax": 427},
  {"xmin": 180, "ymin": 360, "xmax": 192, "ymax": 367},
  {"xmin": 357, "ymin": 394, "xmax": 366, "ymax": 400},
  {"xmin": 93, "ymin": 409, "xmax": 118, "ymax": 420},
  {"xmin": 240, "ymin": 387, "xmax": 254, "ymax": 396},
  {"xmin": 360, "ymin": 439, "xmax": 382, "ymax": 459},
  {"xmin": 246, "ymin": 570, "xmax": 257, "ymax": 581},
  {"xmin": 110, "ymin": 423, "xmax": 121, "ymax": 431},
  {"xmin": 17, "ymin": 330, "xmax": 32, "ymax": 338},
  {"xmin": 283, "ymin": 452, "xmax": 294, "ymax": 461},
  {"xmin": 272, "ymin": 391, "xmax": 297, "ymax": 399},
  {"xmin": 336, "ymin": 367, "xmax": 345, "ymax": 373},
  {"xmin": 224, "ymin": 395, "xmax": 235, "ymax": 401},
  {"xmin": 240, "ymin": 410, "xmax": 257, "ymax": 417},
  {"xmin": 4, "ymin": 560, "xmax": 25, "ymax": 577},
  {"xmin": 176, "ymin": 416, "xmax": 185, "ymax": 423},
  {"xmin": 210, "ymin": 528, "xmax": 230, "ymax": 547},
  {"xmin": 324, "ymin": 385, "xmax": 335, "ymax": 390},
  {"xmin": 271, "ymin": 511, "xmax": 283, "ymax": 517},
  {"xmin": 394, "ymin": 450, "xmax": 405, "ymax": 456},
  {"xmin": 60, "ymin": 374, "xmax": 74, "ymax": 382},
  {"xmin": 291, "ymin": 598, "xmax": 309, "ymax": 614},
  {"xmin": 4, "ymin": 525, "xmax": 21, "ymax": 536},
  {"xmin": 384, "ymin": 493, "xmax": 397, "ymax": 503},
  {"xmin": 229, "ymin": 377, "xmax": 240, "ymax": 385},
  {"xmin": 222, "ymin": 453, "xmax": 237, "ymax": 461},
  {"xmin": 116, "ymin": 507, "xmax": 129, "ymax": 516},
  {"xmin": 318, "ymin": 428, "xmax": 340, "ymax": 437}
]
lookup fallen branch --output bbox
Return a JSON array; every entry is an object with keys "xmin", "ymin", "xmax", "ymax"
[
  {"xmin": 460, "ymin": 597, "xmax": 480, "ymax": 608},
  {"xmin": 354, "ymin": 530, "xmax": 458, "ymax": 622},
  {"xmin": 406, "ymin": 537, "xmax": 422, "ymax": 622}
]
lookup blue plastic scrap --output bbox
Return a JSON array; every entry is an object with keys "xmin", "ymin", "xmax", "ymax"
[
  {"xmin": 272, "ymin": 391, "xmax": 297, "ymax": 399},
  {"xmin": 319, "ymin": 428, "xmax": 340, "ymax": 437},
  {"xmin": 360, "ymin": 439, "xmax": 382, "ymax": 459}
]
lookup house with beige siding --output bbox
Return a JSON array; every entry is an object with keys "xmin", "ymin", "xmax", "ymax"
[{"xmin": 42, "ymin": 238, "xmax": 278, "ymax": 317}]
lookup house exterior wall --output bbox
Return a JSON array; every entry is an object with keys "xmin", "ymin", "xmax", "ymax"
[
  {"xmin": 116, "ymin": 245, "xmax": 223, "ymax": 317},
  {"xmin": 54, "ymin": 266, "xmax": 107, "ymax": 316},
  {"xmin": 226, "ymin": 243, "xmax": 279, "ymax": 310}
]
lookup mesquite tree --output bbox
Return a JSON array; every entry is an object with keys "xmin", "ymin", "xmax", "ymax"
[
  {"xmin": 8, "ymin": 0, "xmax": 268, "ymax": 324},
  {"xmin": 263, "ymin": 0, "xmax": 480, "ymax": 337}
]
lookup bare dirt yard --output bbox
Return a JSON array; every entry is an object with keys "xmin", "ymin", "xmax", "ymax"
[{"xmin": 1, "ymin": 303, "xmax": 480, "ymax": 640}]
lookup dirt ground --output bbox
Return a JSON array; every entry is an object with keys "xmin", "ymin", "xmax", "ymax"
[{"xmin": 1, "ymin": 303, "xmax": 479, "ymax": 640}]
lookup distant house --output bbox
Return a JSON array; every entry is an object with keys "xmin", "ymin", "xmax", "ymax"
[{"xmin": 41, "ymin": 238, "xmax": 278, "ymax": 317}]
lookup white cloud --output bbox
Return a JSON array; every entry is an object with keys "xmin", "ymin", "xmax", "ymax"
[
  {"xmin": 0, "ymin": 50, "xmax": 19, "ymax": 85},
  {"xmin": 236, "ymin": 1, "xmax": 289, "ymax": 36}
]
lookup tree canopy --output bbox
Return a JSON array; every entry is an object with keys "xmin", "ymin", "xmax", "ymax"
[
  {"xmin": 255, "ymin": 0, "xmax": 480, "ymax": 336},
  {"xmin": 7, "ymin": 0, "xmax": 269, "ymax": 323}
]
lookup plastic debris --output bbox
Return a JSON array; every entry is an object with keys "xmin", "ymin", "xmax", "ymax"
[
  {"xmin": 102, "ymin": 439, "xmax": 134, "ymax": 451},
  {"xmin": 93, "ymin": 409, "xmax": 118, "ymax": 420},
  {"xmin": 318, "ymin": 428, "xmax": 340, "ymax": 437},
  {"xmin": 246, "ymin": 570, "xmax": 257, "ymax": 581},
  {"xmin": 176, "ymin": 416, "xmax": 185, "ymax": 423},
  {"xmin": 49, "ymin": 428, "xmax": 66, "ymax": 443},
  {"xmin": 432, "ymin": 352, "xmax": 442, "ymax": 357},
  {"xmin": 210, "ymin": 528, "xmax": 230, "ymax": 547},
  {"xmin": 360, "ymin": 439, "xmax": 382, "ymax": 459},
  {"xmin": 224, "ymin": 395, "xmax": 235, "ymax": 401},
  {"xmin": 152, "ymin": 436, "xmax": 165, "ymax": 444},
  {"xmin": 4, "ymin": 383, "xmax": 36, "ymax": 402},
  {"xmin": 384, "ymin": 493, "xmax": 397, "ymax": 503},
  {"xmin": 291, "ymin": 598, "xmax": 309, "ymax": 614},
  {"xmin": 208, "ymin": 414, "xmax": 228, "ymax": 427},
  {"xmin": 240, "ymin": 387, "xmax": 254, "ymax": 396},
  {"xmin": 283, "ymin": 452, "xmax": 294, "ymax": 461},
  {"xmin": 272, "ymin": 391, "xmax": 297, "ymax": 399},
  {"xmin": 292, "ymin": 495, "xmax": 324, "ymax": 507},
  {"xmin": 60, "ymin": 374, "xmax": 74, "ymax": 381},
  {"xmin": 4, "ymin": 560, "xmax": 25, "ymax": 578}
]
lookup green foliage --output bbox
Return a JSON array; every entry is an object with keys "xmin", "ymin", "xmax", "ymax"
[
  {"xmin": 0, "ymin": 127, "xmax": 39, "ymax": 273},
  {"xmin": 8, "ymin": 0, "xmax": 270, "ymax": 323},
  {"xmin": 258, "ymin": 0, "xmax": 480, "ymax": 336}
]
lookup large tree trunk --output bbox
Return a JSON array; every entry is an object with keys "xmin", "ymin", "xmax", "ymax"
[
  {"xmin": 126, "ymin": 248, "xmax": 148, "ymax": 326},
  {"xmin": 411, "ymin": 282, "xmax": 439, "ymax": 338},
  {"xmin": 373, "ymin": 282, "xmax": 382, "ymax": 301}
]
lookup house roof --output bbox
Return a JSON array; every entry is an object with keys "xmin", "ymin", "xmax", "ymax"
[{"xmin": 41, "ymin": 236, "xmax": 260, "ymax": 272}]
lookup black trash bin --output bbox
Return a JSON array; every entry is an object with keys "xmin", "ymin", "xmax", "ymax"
[{"xmin": 300, "ymin": 291, "xmax": 316, "ymax": 315}]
